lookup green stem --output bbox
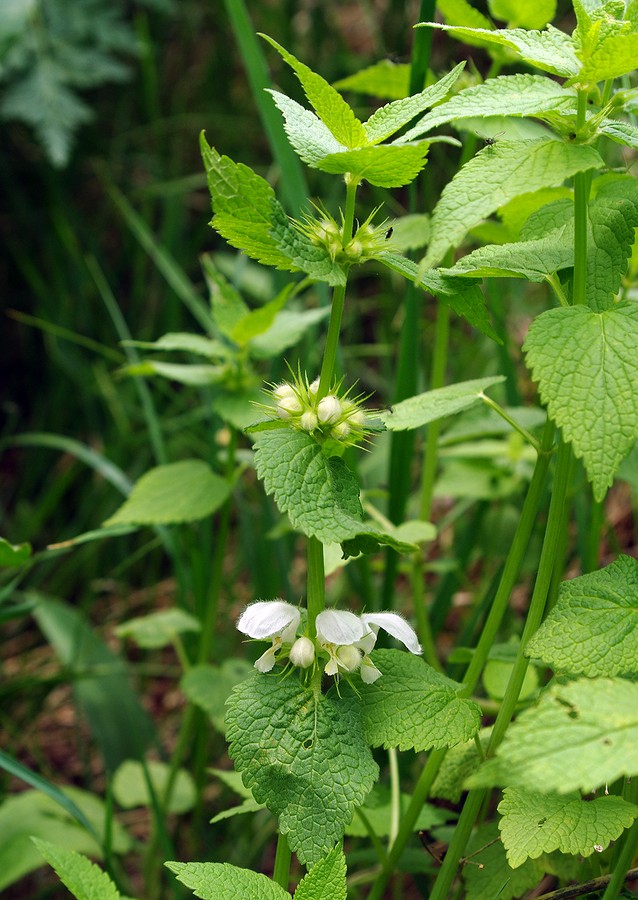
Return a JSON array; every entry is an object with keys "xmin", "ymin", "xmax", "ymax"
[
  {"xmin": 306, "ymin": 536, "xmax": 325, "ymax": 637},
  {"xmin": 419, "ymin": 303, "xmax": 450, "ymax": 523},
  {"xmin": 272, "ymin": 831, "xmax": 292, "ymax": 891},
  {"xmin": 480, "ymin": 394, "xmax": 541, "ymax": 452},
  {"xmin": 573, "ymin": 90, "xmax": 590, "ymax": 308},
  {"xmin": 545, "ymin": 273, "xmax": 570, "ymax": 308},
  {"xmin": 601, "ymin": 809, "xmax": 638, "ymax": 898},
  {"xmin": 388, "ymin": 748, "xmax": 401, "ymax": 848}
]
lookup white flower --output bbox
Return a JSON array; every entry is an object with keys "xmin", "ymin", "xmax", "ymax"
[
  {"xmin": 314, "ymin": 608, "xmax": 421, "ymax": 682},
  {"xmin": 237, "ymin": 600, "xmax": 301, "ymax": 673},
  {"xmin": 317, "ymin": 395, "xmax": 342, "ymax": 424},
  {"xmin": 300, "ymin": 410, "xmax": 318, "ymax": 432},
  {"xmin": 289, "ymin": 636, "xmax": 315, "ymax": 669}
]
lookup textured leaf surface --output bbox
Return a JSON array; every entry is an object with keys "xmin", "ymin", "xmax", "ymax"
[
  {"xmin": 261, "ymin": 35, "xmax": 367, "ymax": 148},
  {"xmin": 424, "ymin": 139, "xmax": 602, "ymax": 266},
  {"xmin": 378, "ymin": 253, "xmax": 498, "ymax": 340},
  {"xmin": 115, "ymin": 608, "xmax": 200, "ymax": 650},
  {"xmin": 468, "ymin": 678, "xmax": 638, "ymax": 794},
  {"xmin": 32, "ymin": 840, "xmax": 120, "ymax": 900},
  {"xmin": 166, "ymin": 861, "xmax": 291, "ymax": 900},
  {"xmin": 360, "ymin": 650, "xmax": 481, "ymax": 751},
  {"xmin": 400, "ymin": 74, "xmax": 575, "ymax": 142},
  {"xmin": 112, "ymin": 760, "xmax": 195, "ymax": 814},
  {"xmin": 443, "ymin": 227, "xmax": 572, "ymax": 281},
  {"xmin": 295, "ymin": 846, "xmax": 347, "ymax": 900},
  {"xmin": 431, "ymin": 730, "xmax": 491, "ymax": 803},
  {"xmin": 181, "ymin": 660, "xmax": 254, "ymax": 733},
  {"xmin": 363, "ymin": 63, "xmax": 465, "ymax": 143},
  {"xmin": 104, "ymin": 460, "xmax": 231, "ymax": 526},
  {"xmin": 380, "ymin": 377, "xmax": 505, "ymax": 431},
  {"xmin": 527, "ymin": 555, "xmax": 638, "ymax": 677},
  {"xmin": 586, "ymin": 179, "xmax": 638, "ymax": 311},
  {"xmin": 417, "ymin": 22, "xmax": 580, "ymax": 76},
  {"xmin": 576, "ymin": 32, "xmax": 638, "ymax": 85},
  {"xmin": 225, "ymin": 675, "xmax": 378, "ymax": 866},
  {"xmin": 317, "ymin": 144, "xmax": 429, "ymax": 188},
  {"xmin": 524, "ymin": 303, "xmax": 638, "ymax": 500},
  {"xmin": 498, "ymin": 788, "xmax": 638, "ymax": 869},
  {"xmin": 267, "ymin": 91, "xmax": 346, "ymax": 166},
  {"xmin": 200, "ymin": 136, "xmax": 345, "ymax": 285}
]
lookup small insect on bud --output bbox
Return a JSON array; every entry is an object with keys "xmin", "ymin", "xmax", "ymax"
[
  {"xmin": 289, "ymin": 636, "xmax": 315, "ymax": 669},
  {"xmin": 317, "ymin": 395, "xmax": 342, "ymax": 425},
  {"xmin": 385, "ymin": 227, "xmax": 393, "ymax": 240}
]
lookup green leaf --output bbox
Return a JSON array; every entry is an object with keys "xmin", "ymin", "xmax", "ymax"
[
  {"xmin": 317, "ymin": 144, "xmax": 429, "ymax": 188},
  {"xmin": 379, "ymin": 377, "xmax": 506, "ymax": 431},
  {"xmin": 267, "ymin": 90, "xmax": 347, "ymax": 166},
  {"xmin": 526, "ymin": 555, "xmax": 638, "ymax": 677},
  {"xmin": 438, "ymin": 0, "xmax": 493, "ymax": 32},
  {"xmin": 260, "ymin": 35, "xmax": 368, "ymax": 148},
  {"xmin": 33, "ymin": 596, "xmax": 155, "ymax": 772},
  {"xmin": 200, "ymin": 135, "xmax": 345, "ymax": 286},
  {"xmin": 441, "ymin": 226, "xmax": 573, "ymax": 281},
  {"xmin": 252, "ymin": 429, "xmax": 364, "ymax": 544},
  {"xmin": 249, "ymin": 307, "xmax": 331, "ymax": 359},
  {"xmin": 467, "ymin": 677, "xmax": 638, "ymax": 794},
  {"xmin": 229, "ymin": 286, "xmax": 292, "ymax": 345},
  {"xmin": 180, "ymin": 659, "xmax": 254, "ymax": 733},
  {"xmin": 362, "ymin": 62, "xmax": 465, "ymax": 143},
  {"xmin": 574, "ymin": 30, "xmax": 638, "ymax": 85},
  {"xmin": 523, "ymin": 303, "xmax": 638, "ymax": 501},
  {"xmin": 400, "ymin": 74, "xmax": 576, "ymax": 142},
  {"xmin": 423, "ymin": 139, "xmax": 602, "ymax": 267},
  {"xmin": 112, "ymin": 760, "xmax": 196, "ymax": 814},
  {"xmin": 0, "ymin": 537, "xmax": 31, "ymax": 567},
  {"xmin": 0, "ymin": 787, "xmax": 130, "ymax": 893},
  {"xmin": 104, "ymin": 460, "xmax": 231, "ymax": 527},
  {"xmin": 166, "ymin": 861, "xmax": 291, "ymax": 900},
  {"xmin": 586, "ymin": 178, "xmax": 638, "ymax": 311},
  {"xmin": 202, "ymin": 255, "xmax": 250, "ymax": 337},
  {"xmin": 388, "ymin": 214, "xmax": 430, "ymax": 252},
  {"xmin": 122, "ymin": 332, "xmax": 228, "ymax": 358},
  {"xmin": 360, "ymin": 650, "xmax": 481, "ymax": 752},
  {"xmin": 32, "ymin": 839, "xmax": 121, "ymax": 900},
  {"xmin": 601, "ymin": 119, "xmax": 638, "ymax": 150},
  {"xmin": 416, "ymin": 22, "xmax": 580, "ymax": 77},
  {"xmin": 489, "ymin": 0, "xmax": 557, "ymax": 29},
  {"xmin": 431, "ymin": 730, "xmax": 492, "ymax": 803},
  {"xmin": 498, "ymin": 787, "xmax": 638, "ymax": 868},
  {"xmin": 115, "ymin": 608, "xmax": 201, "ymax": 650},
  {"xmin": 346, "ymin": 786, "xmax": 447, "ymax": 837},
  {"xmin": 295, "ymin": 846, "xmax": 347, "ymax": 900},
  {"xmin": 122, "ymin": 360, "xmax": 226, "ymax": 386},
  {"xmin": 225, "ymin": 674, "xmax": 378, "ymax": 866},
  {"xmin": 333, "ymin": 61, "xmax": 410, "ymax": 100},
  {"xmin": 378, "ymin": 253, "xmax": 499, "ymax": 341}
]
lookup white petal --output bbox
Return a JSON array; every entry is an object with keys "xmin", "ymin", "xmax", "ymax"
[
  {"xmin": 360, "ymin": 656, "xmax": 382, "ymax": 683},
  {"xmin": 324, "ymin": 656, "xmax": 340, "ymax": 676},
  {"xmin": 336, "ymin": 644, "xmax": 362, "ymax": 672},
  {"xmin": 316, "ymin": 609, "xmax": 366, "ymax": 645},
  {"xmin": 254, "ymin": 646, "xmax": 278, "ymax": 672},
  {"xmin": 237, "ymin": 600, "xmax": 300, "ymax": 639},
  {"xmin": 361, "ymin": 612, "xmax": 422, "ymax": 655},
  {"xmin": 356, "ymin": 631, "xmax": 377, "ymax": 655}
]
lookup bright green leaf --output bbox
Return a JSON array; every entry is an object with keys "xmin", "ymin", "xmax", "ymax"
[
  {"xmin": 104, "ymin": 460, "xmax": 231, "ymax": 527},
  {"xmin": 201, "ymin": 255, "xmax": 250, "ymax": 337},
  {"xmin": 260, "ymin": 35, "xmax": 368, "ymax": 148},
  {"xmin": 467, "ymin": 677, "xmax": 638, "ymax": 794},
  {"xmin": 249, "ymin": 307, "xmax": 331, "ymax": 359},
  {"xmin": 489, "ymin": 0, "xmax": 557, "ymax": 29},
  {"xmin": 0, "ymin": 537, "xmax": 31, "ymax": 567},
  {"xmin": 498, "ymin": 787, "xmax": 638, "ymax": 868},
  {"xmin": 32, "ymin": 839, "xmax": 121, "ymax": 900},
  {"xmin": 295, "ymin": 846, "xmax": 347, "ymax": 900},
  {"xmin": 524, "ymin": 303, "xmax": 638, "ymax": 500},
  {"xmin": 225, "ymin": 674, "xmax": 378, "ymax": 866},
  {"xmin": 267, "ymin": 90, "xmax": 346, "ymax": 166},
  {"xmin": 388, "ymin": 214, "xmax": 430, "ymax": 252},
  {"xmin": 317, "ymin": 144, "xmax": 429, "ymax": 188},
  {"xmin": 166, "ymin": 861, "xmax": 291, "ymax": 900},
  {"xmin": 112, "ymin": 760, "xmax": 195, "ymax": 814},
  {"xmin": 122, "ymin": 360, "xmax": 226, "ymax": 386},
  {"xmin": 442, "ymin": 226, "xmax": 573, "ymax": 281},
  {"xmin": 438, "ymin": 0, "xmax": 493, "ymax": 32},
  {"xmin": 115, "ymin": 608, "xmax": 201, "ymax": 650},
  {"xmin": 431, "ymin": 730, "xmax": 492, "ymax": 803},
  {"xmin": 360, "ymin": 650, "xmax": 481, "ymax": 752},
  {"xmin": 575, "ymin": 31, "xmax": 638, "ymax": 85},
  {"xmin": 333, "ymin": 61, "xmax": 410, "ymax": 100},
  {"xmin": 527, "ymin": 555, "xmax": 638, "ymax": 677},
  {"xmin": 423, "ymin": 139, "xmax": 602, "ymax": 267},
  {"xmin": 380, "ymin": 377, "xmax": 506, "ymax": 431},
  {"xmin": 180, "ymin": 659, "xmax": 254, "ymax": 733},
  {"xmin": 122, "ymin": 332, "xmax": 228, "ymax": 358}
]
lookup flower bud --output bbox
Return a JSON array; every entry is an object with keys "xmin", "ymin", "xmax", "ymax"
[
  {"xmin": 277, "ymin": 394, "xmax": 302, "ymax": 418},
  {"xmin": 289, "ymin": 636, "xmax": 315, "ymax": 669},
  {"xmin": 308, "ymin": 378, "xmax": 320, "ymax": 396},
  {"xmin": 336, "ymin": 644, "xmax": 362, "ymax": 672},
  {"xmin": 331, "ymin": 420, "xmax": 351, "ymax": 440},
  {"xmin": 317, "ymin": 395, "xmax": 342, "ymax": 425},
  {"xmin": 300, "ymin": 411, "xmax": 318, "ymax": 432}
]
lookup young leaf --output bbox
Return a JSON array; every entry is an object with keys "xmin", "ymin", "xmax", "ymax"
[
  {"xmin": 526, "ymin": 555, "xmax": 638, "ymax": 677},
  {"xmin": 416, "ymin": 22, "xmax": 580, "ymax": 77},
  {"xmin": 360, "ymin": 649, "xmax": 481, "ymax": 752},
  {"xmin": 180, "ymin": 659, "xmax": 254, "ymax": 733},
  {"xmin": 489, "ymin": 0, "xmax": 557, "ymax": 30},
  {"xmin": 103, "ymin": 460, "xmax": 231, "ymax": 527},
  {"xmin": 200, "ymin": 136, "xmax": 346, "ymax": 286},
  {"xmin": 165, "ymin": 861, "xmax": 291, "ymax": 900},
  {"xmin": 333, "ymin": 60, "xmax": 410, "ymax": 100},
  {"xmin": 295, "ymin": 846, "xmax": 347, "ymax": 900},
  {"xmin": 438, "ymin": 0, "xmax": 493, "ymax": 33},
  {"xmin": 467, "ymin": 677, "xmax": 638, "ymax": 794},
  {"xmin": 524, "ymin": 303, "xmax": 638, "ymax": 501},
  {"xmin": 423, "ymin": 139, "xmax": 602, "ymax": 267},
  {"xmin": 498, "ymin": 787, "xmax": 638, "ymax": 868},
  {"xmin": 315, "ymin": 144, "xmax": 430, "ymax": 189},
  {"xmin": 267, "ymin": 90, "xmax": 347, "ymax": 166},
  {"xmin": 379, "ymin": 376, "xmax": 506, "ymax": 431},
  {"xmin": 115, "ymin": 608, "xmax": 201, "ymax": 650},
  {"xmin": 399, "ymin": 74, "xmax": 576, "ymax": 143},
  {"xmin": 225, "ymin": 674, "xmax": 378, "ymax": 866},
  {"xmin": 31, "ymin": 839, "xmax": 121, "ymax": 900},
  {"xmin": 260, "ymin": 35, "xmax": 368, "ymax": 148}
]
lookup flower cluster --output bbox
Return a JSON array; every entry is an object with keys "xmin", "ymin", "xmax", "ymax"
[
  {"xmin": 237, "ymin": 600, "xmax": 421, "ymax": 683},
  {"xmin": 265, "ymin": 374, "xmax": 370, "ymax": 447},
  {"xmin": 293, "ymin": 203, "xmax": 391, "ymax": 267}
]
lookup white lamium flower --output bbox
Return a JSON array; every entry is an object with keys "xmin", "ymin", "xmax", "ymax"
[
  {"xmin": 300, "ymin": 410, "xmax": 318, "ymax": 432},
  {"xmin": 289, "ymin": 636, "xmax": 315, "ymax": 669},
  {"xmin": 317, "ymin": 395, "xmax": 342, "ymax": 425},
  {"xmin": 360, "ymin": 612, "xmax": 422, "ymax": 655},
  {"xmin": 237, "ymin": 600, "xmax": 301, "ymax": 673},
  {"xmin": 315, "ymin": 609, "xmax": 366, "ymax": 676}
]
